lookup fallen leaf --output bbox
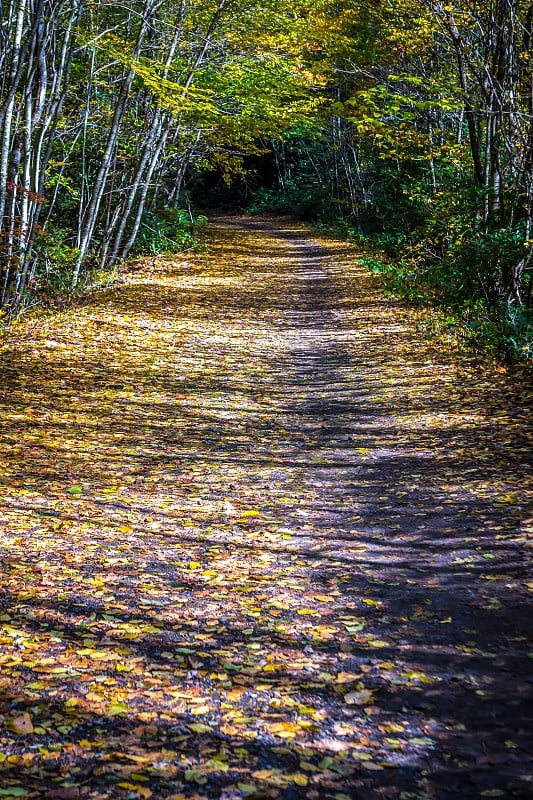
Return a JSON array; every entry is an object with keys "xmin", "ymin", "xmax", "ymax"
[
  {"xmin": 344, "ymin": 689, "xmax": 374, "ymax": 705},
  {"xmin": 336, "ymin": 671, "xmax": 362, "ymax": 684},
  {"xmin": 6, "ymin": 713, "xmax": 34, "ymax": 735},
  {"xmin": 117, "ymin": 784, "xmax": 152, "ymax": 798}
]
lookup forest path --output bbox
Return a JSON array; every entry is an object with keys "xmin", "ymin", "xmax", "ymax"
[{"xmin": 0, "ymin": 217, "xmax": 531, "ymax": 799}]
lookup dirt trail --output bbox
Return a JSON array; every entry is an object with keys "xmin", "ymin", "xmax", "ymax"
[{"xmin": 0, "ymin": 218, "xmax": 531, "ymax": 799}]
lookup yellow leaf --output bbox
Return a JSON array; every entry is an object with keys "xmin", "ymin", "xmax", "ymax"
[
  {"xmin": 123, "ymin": 755, "xmax": 152, "ymax": 765},
  {"xmin": 297, "ymin": 608, "xmax": 319, "ymax": 616},
  {"xmin": 240, "ymin": 510, "xmax": 261, "ymax": 517},
  {"xmin": 314, "ymin": 594, "xmax": 335, "ymax": 602},
  {"xmin": 252, "ymin": 769, "xmax": 287, "ymax": 786},
  {"xmin": 188, "ymin": 562, "xmax": 202, "ymax": 570},
  {"xmin": 498, "ymin": 493, "xmax": 517, "ymax": 503},
  {"xmin": 117, "ymin": 784, "xmax": 152, "ymax": 798},
  {"xmin": 77, "ymin": 648, "xmax": 117, "ymax": 660},
  {"xmin": 190, "ymin": 704, "xmax": 210, "ymax": 715},
  {"xmin": 265, "ymin": 721, "xmax": 301, "ymax": 739},
  {"xmin": 336, "ymin": 671, "xmax": 362, "ymax": 684},
  {"xmin": 108, "ymin": 701, "xmax": 129, "ymax": 716},
  {"xmin": 383, "ymin": 722, "xmax": 405, "ymax": 733},
  {"xmin": 291, "ymin": 773, "xmax": 309, "ymax": 786},
  {"xmin": 402, "ymin": 670, "xmax": 434, "ymax": 684}
]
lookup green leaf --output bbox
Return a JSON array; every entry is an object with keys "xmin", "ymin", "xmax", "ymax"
[
  {"xmin": 184, "ymin": 769, "xmax": 207, "ymax": 784},
  {"xmin": 107, "ymin": 701, "xmax": 129, "ymax": 716},
  {"xmin": 237, "ymin": 785, "xmax": 258, "ymax": 796},
  {"xmin": 188, "ymin": 722, "xmax": 213, "ymax": 734}
]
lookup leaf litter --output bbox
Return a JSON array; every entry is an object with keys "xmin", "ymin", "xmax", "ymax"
[{"xmin": 0, "ymin": 216, "xmax": 531, "ymax": 799}]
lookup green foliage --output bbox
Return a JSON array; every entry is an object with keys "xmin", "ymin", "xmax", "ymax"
[
  {"xmin": 1, "ymin": 0, "xmax": 332, "ymax": 311},
  {"xmin": 444, "ymin": 227, "xmax": 525, "ymax": 305},
  {"xmin": 360, "ymin": 255, "xmax": 429, "ymax": 304},
  {"xmin": 131, "ymin": 207, "xmax": 207, "ymax": 256},
  {"xmin": 1, "ymin": 0, "xmax": 531, "ymax": 367},
  {"xmin": 247, "ymin": 132, "xmax": 352, "ymax": 220},
  {"xmin": 257, "ymin": 100, "xmax": 531, "ymax": 362},
  {"xmin": 358, "ymin": 225, "xmax": 532, "ymax": 362},
  {"xmin": 249, "ymin": 179, "xmax": 333, "ymax": 220},
  {"xmin": 32, "ymin": 227, "xmax": 82, "ymax": 296}
]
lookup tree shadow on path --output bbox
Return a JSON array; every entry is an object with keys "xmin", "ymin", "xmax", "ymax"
[{"xmin": 0, "ymin": 216, "xmax": 531, "ymax": 798}]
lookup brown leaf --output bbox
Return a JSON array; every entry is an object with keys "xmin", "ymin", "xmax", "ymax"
[
  {"xmin": 44, "ymin": 788, "xmax": 81, "ymax": 799},
  {"xmin": 7, "ymin": 713, "xmax": 34, "ymax": 734}
]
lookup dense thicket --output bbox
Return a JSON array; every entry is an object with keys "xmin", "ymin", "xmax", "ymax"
[
  {"xmin": 252, "ymin": 0, "xmax": 533, "ymax": 359},
  {"xmin": 1, "ymin": 0, "xmax": 531, "ymax": 357}
]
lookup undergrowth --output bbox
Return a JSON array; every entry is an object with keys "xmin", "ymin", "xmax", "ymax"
[
  {"xmin": 358, "ymin": 251, "xmax": 532, "ymax": 365},
  {"xmin": 307, "ymin": 215, "xmax": 532, "ymax": 367},
  {"xmin": 2, "ymin": 208, "xmax": 207, "ymax": 322}
]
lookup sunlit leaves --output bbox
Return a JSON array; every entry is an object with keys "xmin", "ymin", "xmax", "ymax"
[{"xmin": 0, "ymin": 220, "xmax": 530, "ymax": 799}]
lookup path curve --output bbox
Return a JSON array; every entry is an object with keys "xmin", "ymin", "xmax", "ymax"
[{"xmin": 0, "ymin": 217, "xmax": 531, "ymax": 798}]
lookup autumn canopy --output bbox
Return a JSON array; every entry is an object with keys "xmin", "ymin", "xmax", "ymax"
[
  {"xmin": 0, "ymin": 2, "xmax": 532, "ymax": 798},
  {"xmin": 0, "ymin": 0, "xmax": 531, "ymax": 355}
]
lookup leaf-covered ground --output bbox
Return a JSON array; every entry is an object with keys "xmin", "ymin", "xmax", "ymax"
[{"xmin": 0, "ymin": 217, "xmax": 531, "ymax": 800}]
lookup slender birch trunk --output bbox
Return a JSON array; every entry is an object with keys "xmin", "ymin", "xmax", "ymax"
[{"xmin": 72, "ymin": 0, "xmax": 161, "ymax": 285}]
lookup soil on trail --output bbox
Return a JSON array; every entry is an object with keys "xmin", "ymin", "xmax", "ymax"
[{"xmin": 0, "ymin": 217, "xmax": 531, "ymax": 800}]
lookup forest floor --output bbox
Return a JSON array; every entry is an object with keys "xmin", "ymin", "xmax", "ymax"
[{"xmin": 0, "ymin": 217, "xmax": 532, "ymax": 800}]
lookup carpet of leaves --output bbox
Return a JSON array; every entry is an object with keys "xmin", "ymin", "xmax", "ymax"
[{"xmin": 0, "ymin": 217, "xmax": 531, "ymax": 800}]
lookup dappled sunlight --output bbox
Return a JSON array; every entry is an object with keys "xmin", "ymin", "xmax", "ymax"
[{"xmin": 0, "ymin": 218, "xmax": 531, "ymax": 798}]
